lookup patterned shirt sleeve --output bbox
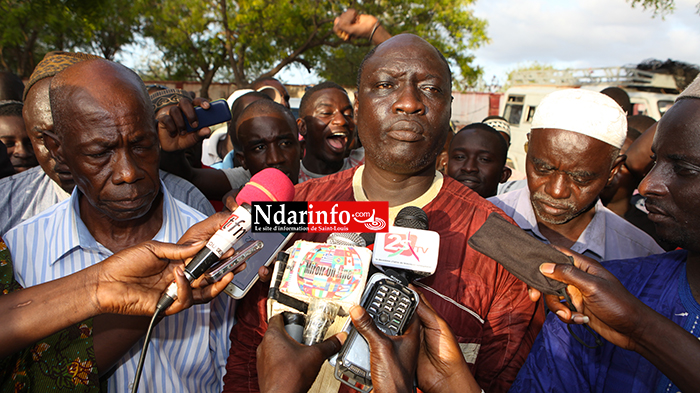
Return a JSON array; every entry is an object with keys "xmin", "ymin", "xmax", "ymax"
[{"xmin": 0, "ymin": 239, "xmax": 103, "ymax": 393}]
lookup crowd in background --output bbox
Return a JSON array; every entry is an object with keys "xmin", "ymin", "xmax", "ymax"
[{"xmin": 0, "ymin": 8, "xmax": 699, "ymax": 393}]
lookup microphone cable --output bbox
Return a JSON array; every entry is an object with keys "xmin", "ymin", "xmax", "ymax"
[{"xmin": 130, "ymin": 300, "xmax": 168, "ymax": 393}]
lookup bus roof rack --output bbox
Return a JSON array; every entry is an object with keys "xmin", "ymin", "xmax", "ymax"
[{"xmin": 510, "ymin": 67, "xmax": 678, "ymax": 92}]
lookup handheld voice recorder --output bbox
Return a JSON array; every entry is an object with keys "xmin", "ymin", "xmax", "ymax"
[{"xmin": 334, "ymin": 273, "xmax": 419, "ymax": 392}]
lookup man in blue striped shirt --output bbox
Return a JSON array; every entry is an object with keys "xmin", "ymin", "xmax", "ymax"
[{"xmin": 4, "ymin": 58, "xmax": 234, "ymax": 393}]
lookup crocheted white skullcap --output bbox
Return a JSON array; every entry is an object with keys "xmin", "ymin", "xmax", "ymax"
[{"xmin": 531, "ymin": 88, "xmax": 627, "ymax": 149}]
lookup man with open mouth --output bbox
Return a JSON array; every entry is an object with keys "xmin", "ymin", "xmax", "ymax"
[{"xmin": 297, "ymin": 81, "xmax": 364, "ymax": 183}]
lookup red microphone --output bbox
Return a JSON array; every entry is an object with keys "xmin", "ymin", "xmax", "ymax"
[{"xmin": 157, "ymin": 168, "xmax": 294, "ymax": 311}]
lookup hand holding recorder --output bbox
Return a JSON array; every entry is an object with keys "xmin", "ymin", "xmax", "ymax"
[
  {"xmin": 0, "ymin": 212, "xmax": 240, "ymax": 359},
  {"xmin": 156, "ymin": 97, "xmax": 231, "ymax": 152}
]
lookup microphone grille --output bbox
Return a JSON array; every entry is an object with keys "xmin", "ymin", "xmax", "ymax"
[
  {"xmin": 326, "ymin": 232, "xmax": 367, "ymax": 247},
  {"xmin": 394, "ymin": 206, "xmax": 429, "ymax": 230},
  {"xmin": 235, "ymin": 168, "xmax": 295, "ymax": 205}
]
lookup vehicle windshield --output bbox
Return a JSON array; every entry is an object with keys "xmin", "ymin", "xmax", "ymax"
[
  {"xmin": 504, "ymin": 95, "xmax": 524, "ymax": 125},
  {"xmin": 658, "ymin": 100, "xmax": 673, "ymax": 116}
]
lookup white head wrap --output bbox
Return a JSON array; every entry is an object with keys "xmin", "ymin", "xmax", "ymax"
[
  {"xmin": 201, "ymin": 127, "xmax": 229, "ymax": 166},
  {"xmin": 225, "ymin": 86, "xmax": 279, "ymax": 110},
  {"xmin": 677, "ymin": 74, "xmax": 700, "ymax": 101},
  {"xmin": 531, "ymin": 89, "xmax": 627, "ymax": 149}
]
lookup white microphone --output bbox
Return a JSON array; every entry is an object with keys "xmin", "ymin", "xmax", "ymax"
[
  {"xmin": 371, "ymin": 206, "xmax": 440, "ymax": 284},
  {"xmin": 156, "ymin": 168, "xmax": 294, "ymax": 312}
]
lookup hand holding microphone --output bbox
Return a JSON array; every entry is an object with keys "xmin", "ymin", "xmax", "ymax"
[
  {"xmin": 96, "ymin": 212, "xmax": 238, "ymax": 318},
  {"xmin": 157, "ymin": 168, "xmax": 295, "ymax": 312},
  {"xmin": 133, "ymin": 169, "xmax": 295, "ymax": 393},
  {"xmin": 257, "ymin": 313, "xmax": 345, "ymax": 393},
  {"xmin": 256, "ymin": 303, "xmax": 423, "ymax": 393}
]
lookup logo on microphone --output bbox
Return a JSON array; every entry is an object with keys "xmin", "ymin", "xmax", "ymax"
[
  {"xmin": 296, "ymin": 244, "xmax": 364, "ymax": 300},
  {"xmin": 382, "ymin": 233, "xmax": 423, "ymax": 260},
  {"xmin": 373, "ymin": 226, "xmax": 440, "ymax": 275},
  {"xmin": 251, "ymin": 201, "xmax": 389, "ymax": 233}
]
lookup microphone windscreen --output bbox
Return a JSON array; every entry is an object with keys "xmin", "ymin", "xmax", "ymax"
[
  {"xmin": 236, "ymin": 168, "xmax": 295, "ymax": 205},
  {"xmin": 468, "ymin": 213, "xmax": 573, "ymax": 295},
  {"xmin": 395, "ymin": 206, "xmax": 429, "ymax": 230},
  {"xmin": 327, "ymin": 232, "xmax": 366, "ymax": 247}
]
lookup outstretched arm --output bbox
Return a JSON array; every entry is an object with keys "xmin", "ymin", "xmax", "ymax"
[
  {"xmin": 0, "ymin": 212, "xmax": 237, "ymax": 360},
  {"xmin": 333, "ymin": 9, "xmax": 392, "ymax": 45}
]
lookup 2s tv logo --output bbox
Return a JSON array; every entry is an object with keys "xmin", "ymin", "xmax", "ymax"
[{"xmin": 383, "ymin": 233, "xmax": 429, "ymax": 260}]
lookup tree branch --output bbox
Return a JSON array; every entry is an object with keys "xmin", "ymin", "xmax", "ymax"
[{"xmin": 257, "ymin": 23, "xmax": 323, "ymax": 79}]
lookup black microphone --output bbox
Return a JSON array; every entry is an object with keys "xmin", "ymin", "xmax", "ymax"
[{"xmin": 394, "ymin": 206, "xmax": 429, "ymax": 230}]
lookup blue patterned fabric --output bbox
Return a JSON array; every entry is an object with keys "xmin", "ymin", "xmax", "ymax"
[{"xmin": 510, "ymin": 250, "xmax": 695, "ymax": 393}]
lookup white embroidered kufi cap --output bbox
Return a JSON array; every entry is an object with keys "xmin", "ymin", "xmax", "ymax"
[{"xmin": 531, "ymin": 88, "xmax": 627, "ymax": 149}]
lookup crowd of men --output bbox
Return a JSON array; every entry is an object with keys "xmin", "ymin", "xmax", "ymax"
[{"xmin": 0, "ymin": 8, "xmax": 699, "ymax": 393}]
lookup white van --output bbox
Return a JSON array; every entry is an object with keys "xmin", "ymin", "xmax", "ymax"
[{"xmin": 500, "ymin": 67, "xmax": 678, "ymax": 171}]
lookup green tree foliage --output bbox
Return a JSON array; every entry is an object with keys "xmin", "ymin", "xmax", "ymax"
[
  {"xmin": 628, "ymin": 0, "xmax": 675, "ymax": 15},
  {"xmin": 0, "ymin": 0, "xmax": 80, "ymax": 77},
  {"xmin": 1, "ymin": 0, "xmax": 488, "ymax": 96},
  {"xmin": 77, "ymin": 0, "xmax": 144, "ymax": 60},
  {"xmin": 140, "ymin": 0, "xmax": 227, "ymax": 96},
  {"xmin": 627, "ymin": 0, "xmax": 700, "ymax": 16},
  {"xmin": 0, "ymin": 0, "xmax": 143, "ymax": 77},
  {"xmin": 316, "ymin": 0, "xmax": 489, "ymax": 87},
  {"xmin": 140, "ymin": 0, "xmax": 489, "ymax": 96}
]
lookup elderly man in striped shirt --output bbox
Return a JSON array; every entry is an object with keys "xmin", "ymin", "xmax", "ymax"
[{"xmin": 4, "ymin": 59, "xmax": 234, "ymax": 393}]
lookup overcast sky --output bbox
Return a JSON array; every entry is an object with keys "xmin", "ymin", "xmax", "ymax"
[
  {"xmin": 122, "ymin": 0, "xmax": 700, "ymax": 87},
  {"xmin": 279, "ymin": 0, "xmax": 700, "ymax": 86},
  {"xmin": 472, "ymin": 0, "xmax": 700, "ymax": 84}
]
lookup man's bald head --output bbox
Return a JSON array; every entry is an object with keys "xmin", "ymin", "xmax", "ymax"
[
  {"xmin": 235, "ymin": 99, "xmax": 297, "ymax": 136},
  {"xmin": 50, "ymin": 59, "xmax": 154, "ymax": 137},
  {"xmin": 45, "ymin": 59, "xmax": 161, "ymax": 222},
  {"xmin": 24, "ymin": 52, "xmax": 104, "ymax": 191},
  {"xmin": 234, "ymin": 99, "xmax": 301, "ymax": 183}
]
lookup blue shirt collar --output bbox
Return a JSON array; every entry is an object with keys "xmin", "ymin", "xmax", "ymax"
[
  {"xmin": 511, "ymin": 188, "xmax": 606, "ymax": 260},
  {"xmin": 49, "ymin": 180, "xmax": 175, "ymax": 264}
]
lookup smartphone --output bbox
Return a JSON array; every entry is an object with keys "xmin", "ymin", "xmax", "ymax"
[
  {"xmin": 223, "ymin": 232, "xmax": 295, "ymax": 299},
  {"xmin": 185, "ymin": 99, "xmax": 232, "ymax": 132},
  {"xmin": 334, "ymin": 273, "xmax": 419, "ymax": 392},
  {"xmin": 204, "ymin": 240, "xmax": 264, "ymax": 282}
]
